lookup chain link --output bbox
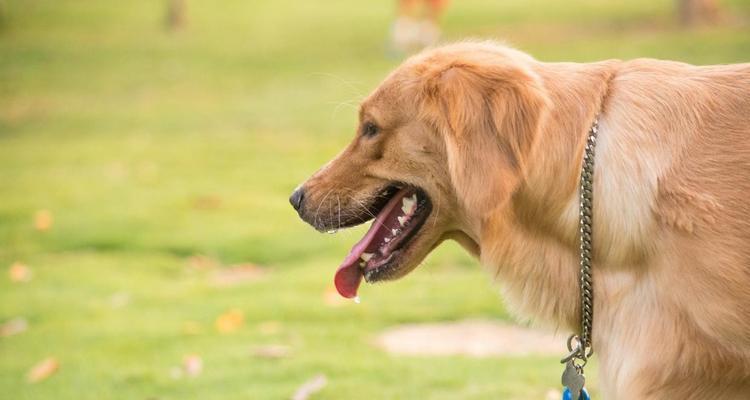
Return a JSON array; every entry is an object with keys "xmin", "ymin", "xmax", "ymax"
[
  {"xmin": 561, "ymin": 117, "xmax": 598, "ymax": 366},
  {"xmin": 579, "ymin": 117, "xmax": 597, "ymax": 352}
]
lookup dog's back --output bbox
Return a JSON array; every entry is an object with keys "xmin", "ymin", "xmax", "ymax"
[
  {"xmin": 599, "ymin": 60, "xmax": 750, "ymax": 397},
  {"xmin": 655, "ymin": 61, "xmax": 750, "ymax": 351}
]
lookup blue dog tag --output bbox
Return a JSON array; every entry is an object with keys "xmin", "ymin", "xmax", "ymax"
[{"xmin": 563, "ymin": 387, "xmax": 590, "ymax": 400}]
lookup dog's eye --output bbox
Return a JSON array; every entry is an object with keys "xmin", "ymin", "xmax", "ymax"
[{"xmin": 362, "ymin": 122, "xmax": 379, "ymax": 138}]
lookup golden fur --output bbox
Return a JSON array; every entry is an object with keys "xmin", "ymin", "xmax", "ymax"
[{"xmin": 295, "ymin": 41, "xmax": 750, "ymax": 398}]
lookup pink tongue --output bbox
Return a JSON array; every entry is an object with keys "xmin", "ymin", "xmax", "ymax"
[{"xmin": 334, "ymin": 188, "xmax": 412, "ymax": 298}]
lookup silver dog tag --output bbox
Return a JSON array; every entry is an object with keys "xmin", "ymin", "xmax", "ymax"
[{"xmin": 561, "ymin": 361, "xmax": 585, "ymax": 400}]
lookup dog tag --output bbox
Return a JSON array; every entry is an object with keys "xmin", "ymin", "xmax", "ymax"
[
  {"xmin": 562, "ymin": 387, "xmax": 590, "ymax": 400},
  {"xmin": 561, "ymin": 361, "xmax": 586, "ymax": 400}
]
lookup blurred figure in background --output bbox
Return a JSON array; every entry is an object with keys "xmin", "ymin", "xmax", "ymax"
[
  {"xmin": 390, "ymin": 0, "xmax": 449, "ymax": 55},
  {"xmin": 165, "ymin": 0, "xmax": 187, "ymax": 30},
  {"xmin": 677, "ymin": 0, "xmax": 720, "ymax": 26}
]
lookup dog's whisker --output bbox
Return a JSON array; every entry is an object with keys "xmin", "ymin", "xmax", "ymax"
[
  {"xmin": 336, "ymin": 188, "xmax": 379, "ymax": 221},
  {"xmin": 349, "ymin": 195, "xmax": 378, "ymax": 220},
  {"xmin": 330, "ymin": 100, "xmax": 360, "ymax": 117},
  {"xmin": 327, "ymin": 192, "xmax": 335, "ymax": 232},
  {"xmin": 431, "ymin": 189, "xmax": 442, "ymax": 230},
  {"xmin": 313, "ymin": 188, "xmax": 334, "ymax": 231},
  {"xmin": 308, "ymin": 72, "xmax": 367, "ymax": 96},
  {"xmin": 337, "ymin": 195, "xmax": 342, "ymax": 231}
]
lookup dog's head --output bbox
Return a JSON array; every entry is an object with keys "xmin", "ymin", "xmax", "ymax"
[{"xmin": 290, "ymin": 42, "xmax": 549, "ymax": 298}]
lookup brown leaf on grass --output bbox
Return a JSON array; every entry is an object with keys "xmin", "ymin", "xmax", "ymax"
[
  {"xmin": 191, "ymin": 195, "xmax": 222, "ymax": 210},
  {"xmin": 292, "ymin": 374, "xmax": 327, "ymax": 400},
  {"xmin": 186, "ymin": 255, "xmax": 220, "ymax": 270},
  {"xmin": 215, "ymin": 309, "xmax": 244, "ymax": 333},
  {"xmin": 27, "ymin": 357, "xmax": 59, "ymax": 383},
  {"xmin": 33, "ymin": 209, "xmax": 53, "ymax": 232},
  {"xmin": 252, "ymin": 344, "xmax": 290, "ymax": 359},
  {"xmin": 212, "ymin": 263, "xmax": 266, "ymax": 286},
  {"xmin": 1, "ymin": 317, "xmax": 28, "ymax": 337},
  {"xmin": 8, "ymin": 262, "xmax": 32, "ymax": 283}
]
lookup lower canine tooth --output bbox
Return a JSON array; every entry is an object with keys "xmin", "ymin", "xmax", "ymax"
[
  {"xmin": 397, "ymin": 216, "xmax": 406, "ymax": 226},
  {"xmin": 361, "ymin": 253, "xmax": 374, "ymax": 262},
  {"xmin": 391, "ymin": 229, "xmax": 398, "ymax": 235}
]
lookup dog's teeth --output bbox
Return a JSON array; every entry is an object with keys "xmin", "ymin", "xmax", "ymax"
[
  {"xmin": 359, "ymin": 261, "xmax": 365, "ymax": 268},
  {"xmin": 397, "ymin": 216, "xmax": 407, "ymax": 226},
  {"xmin": 401, "ymin": 196, "xmax": 416, "ymax": 214},
  {"xmin": 384, "ymin": 237, "xmax": 391, "ymax": 243},
  {"xmin": 391, "ymin": 229, "xmax": 398, "ymax": 235},
  {"xmin": 361, "ymin": 253, "xmax": 374, "ymax": 262}
]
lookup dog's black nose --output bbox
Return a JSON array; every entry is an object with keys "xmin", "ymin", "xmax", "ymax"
[{"xmin": 289, "ymin": 187, "xmax": 305, "ymax": 212}]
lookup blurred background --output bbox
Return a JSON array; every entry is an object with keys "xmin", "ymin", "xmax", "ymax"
[{"xmin": 0, "ymin": 0, "xmax": 748, "ymax": 399}]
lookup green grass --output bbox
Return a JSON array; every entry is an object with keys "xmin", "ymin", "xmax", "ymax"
[{"xmin": 1, "ymin": 0, "xmax": 748, "ymax": 398}]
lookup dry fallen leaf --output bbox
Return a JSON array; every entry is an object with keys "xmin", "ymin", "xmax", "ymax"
[
  {"xmin": 1, "ymin": 317, "xmax": 28, "ymax": 337},
  {"xmin": 252, "ymin": 344, "xmax": 290, "ymax": 359},
  {"xmin": 27, "ymin": 357, "xmax": 59, "ymax": 383},
  {"xmin": 191, "ymin": 195, "xmax": 222, "ymax": 210},
  {"xmin": 215, "ymin": 309, "xmax": 244, "ymax": 333},
  {"xmin": 186, "ymin": 255, "xmax": 220, "ymax": 270},
  {"xmin": 9, "ymin": 262, "xmax": 32, "ymax": 283},
  {"xmin": 183, "ymin": 355, "xmax": 203, "ymax": 377},
  {"xmin": 292, "ymin": 374, "xmax": 327, "ymax": 400},
  {"xmin": 212, "ymin": 264, "xmax": 266, "ymax": 286},
  {"xmin": 33, "ymin": 209, "xmax": 53, "ymax": 232}
]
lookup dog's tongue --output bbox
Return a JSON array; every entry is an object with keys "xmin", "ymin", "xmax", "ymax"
[{"xmin": 334, "ymin": 187, "xmax": 413, "ymax": 298}]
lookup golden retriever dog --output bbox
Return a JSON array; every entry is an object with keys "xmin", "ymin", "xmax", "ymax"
[{"xmin": 289, "ymin": 41, "xmax": 750, "ymax": 399}]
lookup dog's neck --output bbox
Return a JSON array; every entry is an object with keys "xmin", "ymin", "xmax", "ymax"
[
  {"xmin": 519, "ymin": 61, "xmax": 617, "ymax": 247},
  {"xmin": 476, "ymin": 61, "xmax": 619, "ymax": 329}
]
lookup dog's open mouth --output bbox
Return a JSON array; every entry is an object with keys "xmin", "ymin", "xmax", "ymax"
[{"xmin": 334, "ymin": 185, "xmax": 432, "ymax": 299}]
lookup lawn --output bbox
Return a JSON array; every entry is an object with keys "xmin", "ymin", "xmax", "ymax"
[{"xmin": 1, "ymin": 0, "xmax": 748, "ymax": 399}]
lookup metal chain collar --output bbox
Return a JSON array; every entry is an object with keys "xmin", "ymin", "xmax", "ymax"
[{"xmin": 561, "ymin": 116, "xmax": 598, "ymax": 368}]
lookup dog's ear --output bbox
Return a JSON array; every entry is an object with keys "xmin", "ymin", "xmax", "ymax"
[{"xmin": 421, "ymin": 60, "xmax": 549, "ymax": 214}]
